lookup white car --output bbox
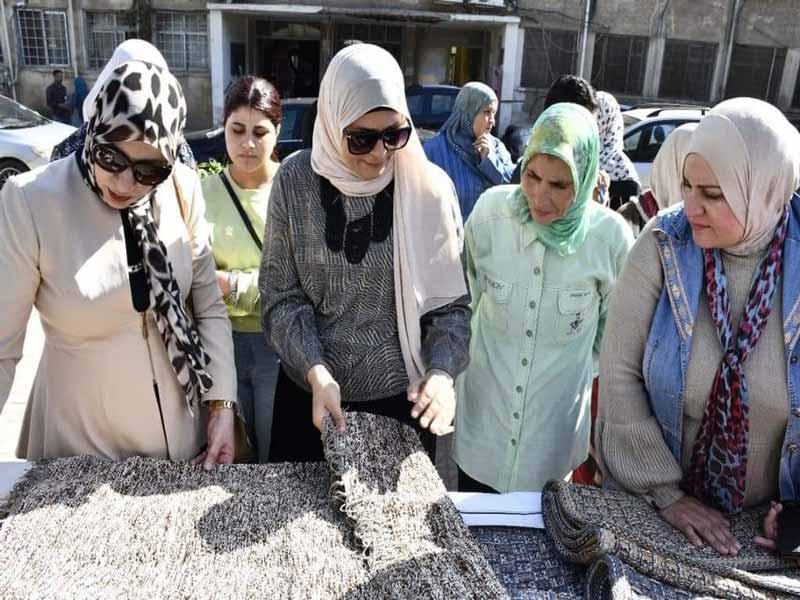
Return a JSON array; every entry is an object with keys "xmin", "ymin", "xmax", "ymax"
[
  {"xmin": 622, "ymin": 106, "xmax": 708, "ymax": 188},
  {"xmin": 0, "ymin": 95, "xmax": 75, "ymax": 188}
]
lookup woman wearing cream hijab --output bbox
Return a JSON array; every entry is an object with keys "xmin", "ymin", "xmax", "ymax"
[
  {"xmin": 649, "ymin": 122, "xmax": 698, "ymax": 210},
  {"xmin": 259, "ymin": 44, "xmax": 470, "ymax": 462},
  {"xmin": 598, "ymin": 98, "xmax": 800, "ymax": 556}
]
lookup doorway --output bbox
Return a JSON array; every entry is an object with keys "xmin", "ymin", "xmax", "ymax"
[{"xmin": 257, "ymin": 39, "xmax": 320, "ymax": 98}]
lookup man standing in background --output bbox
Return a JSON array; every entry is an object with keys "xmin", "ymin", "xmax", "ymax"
[{"xmin": 46, "ymin": 70, "xmax": 72, "ymax": 124}]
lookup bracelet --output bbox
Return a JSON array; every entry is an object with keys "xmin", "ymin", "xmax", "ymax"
[{"xmin": 205, "ymin": 399, "xmax": 236, "ymax": 413}]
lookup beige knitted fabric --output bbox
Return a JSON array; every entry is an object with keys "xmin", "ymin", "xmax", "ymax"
[
  {"xmin": 597, "ymin": 221, "xmax": 788, "ymax": 509},
  {"xmin": 0, "ymin": 414, "xmax": 505, "ymax": 599}
]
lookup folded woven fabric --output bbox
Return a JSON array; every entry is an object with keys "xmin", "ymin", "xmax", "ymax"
[
  {"xmin": 585, "ymin": 555, "xmax": 696, "ymax": 600},
  {"xmin": 0, "ymin": 414, "xmax": 506, "ymax": 599},
  {"xmin": 543, "ymin": 480, "xmax": 800, "ymax": 599},
  {"xmin": 322, "ymin": 412, "xmax": 508, "ymax": 599}
]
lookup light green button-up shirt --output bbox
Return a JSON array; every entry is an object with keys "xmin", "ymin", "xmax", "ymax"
[{"xmin": 454, "ymin": 185, "xmax": 633, "ymax": 492}]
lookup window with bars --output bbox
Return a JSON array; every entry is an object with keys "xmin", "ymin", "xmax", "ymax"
[
  {"xmin": 86, "ymin": 12, "xmax": 137, "ymax": 69},
  {"xmin": 334, "ymin": 23, "xmax": 402, "ymax": 63},
  {"xmin": 726, "ymin": 44, "xmax": 786, "ymax": 104},
  {"xmin": 659, "ymin": 40, "xmax": 717, "ymax": 101},
  {"xmin": 16, "ymin": 8, "xmax": 70, "ymax": 67},
  {"xmin": 521, "ymin": 28, "xmax": 578, "ymax": 89},
  {"xmin": 155, "ymin": 12, "xmax": 208, "ymax": 72},
  {"xmin": 591, "ymin": 34, "xmax": 647, "ymax": 95}
]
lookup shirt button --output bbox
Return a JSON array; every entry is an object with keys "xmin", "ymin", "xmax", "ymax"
[
  {"xmin": 529, "ymin": 300, "xmax": 536, "ymax": 309},
  {"xmin": 515, "ymin": 385, "xmax": 523, "ymax": 393},
  {"xmin": 794, "ymin": 408, "xmax": 800, "ymax": 417},
  {"xmin": 526, "ymin": 330, "xmax": 533, "ymax": 337},
  {"xmin": 792, "ymin": 355, "xmax": 798, "ymax": 364},
  {"xmin": 511, "ymin": 438, "xmax": 517, "ymax": 446},
  {"xmin": 513, "ymin": 412, "xmax": 520, "ymax": 419},
  {"xmin": 521, "ymin": 358, "xmax": 528, "ymax": 366},
  {"xmin": 789, "ymin": 444, "xmax": 798, "ymax": 453},
  {"xmin": 533, "ymin": 267, "xmax": 541, "ymax": 275}
]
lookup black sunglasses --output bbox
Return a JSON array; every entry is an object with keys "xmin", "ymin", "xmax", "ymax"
[
  {"xmin": 92, "ymin": 144, "xmax": 173, "ymax": 187},
  {"xmin": 343, "ymin": 126, "xmax": 413, "ymax": 156}
]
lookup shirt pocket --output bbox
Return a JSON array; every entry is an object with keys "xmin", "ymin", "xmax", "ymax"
[
  {"xmin": 554, "ymin": 288, "xmax": 597, "ymax": 343},
  {"xmin": 478, "ymin": 272, "xmax": 513, "ymax": 333}
]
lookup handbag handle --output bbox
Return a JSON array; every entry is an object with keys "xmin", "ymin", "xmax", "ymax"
[{"xmin": 219, "ymin": 171, "xmax": 264, "ymax": 252}]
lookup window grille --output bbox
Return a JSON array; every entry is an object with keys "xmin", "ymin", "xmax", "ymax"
[
  {"xmin": 17, "ymin": 8, "xmax": 70, "ymax": 67},
  {"xmin": 155, "ymin": 12, "xmax": 208, "ymax": 72},
  {"xmin": 726, "ymin": 44, "xmax": 786, "ymax": 104},
  {"xmin": 521, "ymin": 28, "xmax": 578, "ymax": 89},
  {"xmin": 86, "ymin": 12, "xmax": 137, "ymax": 69},
  {"xmin": 659, "ymin": 40, "xmax": 717, "ymax": 101},
  {"xmin": 334, "ymin": 23, "xmax": 402, "ymax": 63},
  {"xmin": 591, "ymin": 34, "xmax": 647, "ymax": 95}
]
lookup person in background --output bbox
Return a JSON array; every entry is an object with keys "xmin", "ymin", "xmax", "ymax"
[
  {"xmin": 454, "ymin": 103, "xmax": 633, "ymax": 493},
  {"xmin": 0, "ymin": 60, "xmax": 236, "ymax": 468},
  {"xmin": 72, "ymin": 76, "xmax": 89, "ymax": 126},
  {"xmin": 597, "ymin": 98, "xmax": 800, "ymax": 556},
  {"xmin": 46, "ymin": 69, "xmax": 72, "ymax": 124},
  {"xmin": 202, "ymin": 76, "xmax": 282, "ymax": 463},
  {"xmin": 596, "ymin": 91, "xmax": 640, "ymax": 210},
  {"xmin": 424, "ymin": 82, "xmax": 515, "ymax": 220},
  {"xmin": 261, "ymin": 44, "xmax": 470, "ymax": 462},
  {"xmin": 50, "ymin": 40, "xmax": 196, "ymax": 169},
  {"xmin": 511, "ymin": 75, "xmax": 599, "ymax": 185}
]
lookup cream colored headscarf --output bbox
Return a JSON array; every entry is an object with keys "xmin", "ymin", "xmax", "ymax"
[
  {"xmin": 650, "ymin": 122, "xmax": 697, "ymax": 209},
  {"xmin": 311, "ymin": 44, "xmax": 466, "ymax": 382},
  {"xmin": 83, "ymin": 40, "xmax": 167, "ymax": 121},
  {"xmin": 686, "ymin": 97, "xmax": 800, "ymax": 255}
]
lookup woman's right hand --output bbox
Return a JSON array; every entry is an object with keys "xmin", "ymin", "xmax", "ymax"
[
  {"xmin": 307, "ymin": 364, "xmax": 346, "ymax": 433},
  {"xmin": 659, "ymin": 495, "xmax": 742, "ymax": 555}
]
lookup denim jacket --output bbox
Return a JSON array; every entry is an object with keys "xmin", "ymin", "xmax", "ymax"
[{"xmin": 644, "ymin": 193, "xmax": 800, "ymax": 501}]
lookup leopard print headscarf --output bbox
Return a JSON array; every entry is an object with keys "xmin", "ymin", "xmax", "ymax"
[{"xmin": 78, "ymin": 60, "xmax": 213, "ymax": 411}]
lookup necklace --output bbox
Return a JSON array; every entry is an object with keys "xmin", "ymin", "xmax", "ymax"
[{"xmin": 319, "ymin": 176, "xmax": 393, "ymax": 265}]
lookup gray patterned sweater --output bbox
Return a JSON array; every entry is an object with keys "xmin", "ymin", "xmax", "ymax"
[{"xmin": 259, "ymin": 150, "xmax": 471, "ymax": 402}]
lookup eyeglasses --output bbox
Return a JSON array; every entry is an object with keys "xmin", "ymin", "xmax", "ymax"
[
  {"xmin": 343, "ymin": 126, "xmax": 413, "ymax": 156},
  {"xmin": 92, "ymin": 144, "xmax": 172, "ymax": 187}
]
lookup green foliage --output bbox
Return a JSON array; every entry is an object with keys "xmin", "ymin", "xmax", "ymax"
[{"xmin": 197, "ymin": 159, "xmax": 224, "ymax": 178}]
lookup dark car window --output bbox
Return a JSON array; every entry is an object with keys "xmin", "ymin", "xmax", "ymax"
[
  {"xmin": 279, "ymin": 104, "xmax": 305, "ymax": 141},
  {"xmin": 431, "ymin": 93, "xmax": 455, "ymax": 116},
  {"xmin": 406, "ymin": 93, "xmax": 425, "ymax": 116},
  {"xmin": 625, "ymin": 120, "xmax": 688, "ymax": 163}
]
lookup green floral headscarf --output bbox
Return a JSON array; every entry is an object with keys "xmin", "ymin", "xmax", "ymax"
[{"xmin": 511, "ymin": 102, "xmax": 599, "ymax": 256}]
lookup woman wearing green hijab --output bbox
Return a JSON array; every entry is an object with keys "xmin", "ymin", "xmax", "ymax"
[{"xmin": 453, "ymin": 103, "xmax": 634, "ymax": 492}]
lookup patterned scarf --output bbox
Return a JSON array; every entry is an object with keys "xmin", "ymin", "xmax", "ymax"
[
  {"xmin": 77, "ymin": 60, "xmax": 212, "ymax": 410},
  {"xmin": 682, "ymin": 206, "xmax": 790, "ymax": 513},
  {"xmin": 596, "ymin": 91, "xmax": 639, "ymax": 184}
]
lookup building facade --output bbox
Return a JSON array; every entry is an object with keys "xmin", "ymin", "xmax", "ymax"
[{"xmin": 1, "ymin": 0, "xmax": 798, "ymax": 135}]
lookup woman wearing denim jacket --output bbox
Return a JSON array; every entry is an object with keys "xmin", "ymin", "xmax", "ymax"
[{"xmin": 597, "ymin": 98, "xmax": 800, "ymax": 556}]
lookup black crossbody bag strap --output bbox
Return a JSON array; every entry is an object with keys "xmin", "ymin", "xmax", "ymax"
[{"xmin": 219, "ymin": 171, "xmax": 263, "ymax": 252}]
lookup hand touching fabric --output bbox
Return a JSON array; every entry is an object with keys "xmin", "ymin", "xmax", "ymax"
[
  {"xmin": 192, "ymin": 406, "xmax": 235, "ymax": 470},
  {"xmin": 308, "ymin": 364, "xmax": 346, "ymax": 433},
  {"xmin": 408, "ymin": 371, "xmax": 455, "ymax": 435},
  {"xmin": 659, "ymin": 495, "xmax": 742, "ymax": 556}
]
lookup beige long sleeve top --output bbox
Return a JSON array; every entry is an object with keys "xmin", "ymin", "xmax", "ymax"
[
  {"xmin": 0, "ymin": 157, "xmax": 236, "ymax": 462},
  {"xmin": 596, "ymin": 219, "xmax": 788, "ymax": 509}
]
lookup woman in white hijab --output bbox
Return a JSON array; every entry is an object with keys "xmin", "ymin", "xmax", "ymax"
[
  {"xmin": 597, "ymin": 98, "xmax": 800, "ymax": 556},
  {"xmin": 260, "ymin": 44, "xmax": 470, "ymax": 462},
  {"xmin": 50, "ymin": 40, "xmax": 196, "ymax": 167},
  {"xmin": 649, "ymin": 122, "xmax": 698, "ymax": 210}
]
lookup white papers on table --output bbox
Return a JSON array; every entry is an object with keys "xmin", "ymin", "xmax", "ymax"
[
  {"xmin": 0, "ymin": 461, "xmax": 32, "ymax": 503},
  {"xmin": 448, "ymin": 491, "xmax": 544, "ymax": 529}
]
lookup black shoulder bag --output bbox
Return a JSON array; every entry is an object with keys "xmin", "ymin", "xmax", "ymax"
[{"xmin": 219, "ymin": 171, "xmax": 263, "ymax": 251}]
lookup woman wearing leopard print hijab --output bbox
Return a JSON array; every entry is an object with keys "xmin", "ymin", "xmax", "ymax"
[{"xmin": 0, "ymin": 60, "xmax": 236, "ymax": 467}]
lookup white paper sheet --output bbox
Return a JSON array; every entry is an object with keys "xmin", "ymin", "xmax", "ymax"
[{"xmin": 448, "ymin": 491, "xmax": 544, "ymax": 529}]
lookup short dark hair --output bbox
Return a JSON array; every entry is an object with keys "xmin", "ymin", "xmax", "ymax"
[
  {"xmin": 52, "ymin": 69, "xmax": 63, "ymax": 78},
  {"xmin": 543, "ymin": 75, "xmax": 598, "ymax": 113}
]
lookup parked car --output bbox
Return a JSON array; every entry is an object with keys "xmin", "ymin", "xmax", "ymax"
[
  {"xmin": 405, "ymin": 84, "xmax": 461, "ymax": 140},
  {"xmin": 186, "ymin": 97, "xmax": 317, "ymax": 165},
  {"xmin": 0, "ymin": 95, "xmax": 75, "ymax": 188},
  {"xmin": 622, "ymin": 106, "xmax": 708, "ymax": 187}
]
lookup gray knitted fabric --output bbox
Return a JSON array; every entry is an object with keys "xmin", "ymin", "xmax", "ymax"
[
  {"xmin": 0, "ymin": 414, "xmax": 503, "ymax": 599},
  {"xmin": 543, "ymin": 480, "xmax": 800, "ymax": 599}
]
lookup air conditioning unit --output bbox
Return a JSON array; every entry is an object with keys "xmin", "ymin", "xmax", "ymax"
[{"xmin": 434, "ymin": 0, "xmax": 507, "ymax": 8}]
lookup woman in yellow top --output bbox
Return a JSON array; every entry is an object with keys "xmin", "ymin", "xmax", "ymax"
[{"xmin": 202, "ymin": 76, "xmax": 281, "ymax": 462}]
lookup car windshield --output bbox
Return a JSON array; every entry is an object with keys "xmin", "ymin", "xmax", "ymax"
[
  {"xmin": 0, "ymin": 95, "xmax": 49, "ymax": 129},
  {"xmin": 279, "ymin": 104, "xmax": 304, "ymax": 141}
]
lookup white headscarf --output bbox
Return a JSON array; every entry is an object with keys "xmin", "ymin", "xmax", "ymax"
[
  {"xmin": 311, "ymin": 44, "xmax": 466, "ymax": 382},
  {"xmin": 686, "ymin": 97, "xmax": 800, "ymax": 255},
  {"xmin": 83, "ymin": 40, "xmax": 167, "ymax": 121},
  {"xmin": 650, "ymin": 122, "xmax": 697, "ymax": 209},
  {"xmin": 596, "ymin": 91, "xmax": 640, "ymax": 184}
]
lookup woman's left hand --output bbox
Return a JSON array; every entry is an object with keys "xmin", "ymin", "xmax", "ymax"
[
  {"xmin": 474, "ymin": 134, "xmax": 492, "ymax": 160},
  {"xmin": 754, "ymin": 501, "xmax": 783, "ymax": 552},
  {"xmin": 216, "ymin": 270, "xmax": 231, "ymax": 298},
  {"xmin": 408, "ymin": 371, "xmax": 456, "ymax": 436},
  {"xmin": 193, "ymin": 407, "xmax": 236, "ymax": 470},
  {"xmin": 594, "ymin": 169, "xmax": 610, "ymax": 203}
]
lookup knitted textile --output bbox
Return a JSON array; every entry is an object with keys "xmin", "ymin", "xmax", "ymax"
[
  {"xmin": 543, "ymin": 480, "xmax": 800, "ymax": 599},
  {"xmin": 0, "ymin": 414, "xmax": 504, "ymax": 599}
]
